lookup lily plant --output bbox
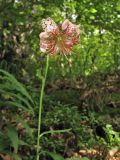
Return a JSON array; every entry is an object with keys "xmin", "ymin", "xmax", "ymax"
[{"xmin": 36, "ymin": 17, "xmax": 80, "ymax": 160}]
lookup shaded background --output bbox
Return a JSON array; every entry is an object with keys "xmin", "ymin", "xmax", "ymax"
[{"xmin": 0, "ymin": 0, "xmax": 120, "ymax": 160}]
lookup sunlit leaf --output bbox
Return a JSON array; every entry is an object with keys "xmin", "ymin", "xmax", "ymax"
[{"xmin": 46, "ymin": 152, "xmax": 64, "ymax": 160}]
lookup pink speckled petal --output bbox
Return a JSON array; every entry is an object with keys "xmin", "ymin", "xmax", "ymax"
[
  {"xmin": 42, "ymin": 17, "xmax": 59, "ymax": 33},
  {"xmin": 39, "ymin": 32, "xmax": 49, "ymax": 40},
  {"xmin": 40, "ymin": 18, "xmax": 80, "ymax": 55},
  {"xmin": 62, "ymin": 20, "xmax": 80, "ymax": 36},
  {"xmin": 62, "ymin": 19, "xmax": 70, "ymax": 31}
]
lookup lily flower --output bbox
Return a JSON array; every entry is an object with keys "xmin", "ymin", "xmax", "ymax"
[{"xmin": 40, "ymin": 17, "xmax": 80, "ymax": 55}]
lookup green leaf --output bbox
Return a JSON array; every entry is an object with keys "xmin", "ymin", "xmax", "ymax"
[
  {"xmin": 15, "ymin": 115, "xmax": 33, "ymax": 137},
  {"xmin": 80, "ymin": 158, "xmax": 89, "ymax": 160},
  {"xmin": 0, "ymin": 132, "xmax": 8, "ymax": 152},
  {"xmin": 90, "ymin": 15, "xmax": 95, "ymax": 20},
  {"xmin": 0, "ymin": 70, "xmax": 34, "ymax": 114},
  {"xmin": 12, "ymin": 153, "xmax": 22, "ymax": 160},
  {"xmin": 116, "ymin": 4, "xmax": 120, "ymax": 11},
  {"xmin": 90, "ymin": 8, "xmax": 97, "ymax": 13},
  {"xmin": 66, "ymin": 157, "xmax": 89, "ymax": 160},
  {"xmin": 0, "ymin": 69, "xmax": 31, "ymax": 100},
  {"xmin": 18, "ymin": 139, "xmax": 28, "ymax": 146},
  {"xmin": 7, "ymin": 126, "xmax": 19, "ymax": 153},
  {"xmin": 0, "ymin": 88, "xmax": 33, "ymax": 111},
  {"xmin": 47, "ymin": 152, "xmax": 64, "ymax": 160},
  {"xmin": 0, "ymin": 141, "xmax": 6, "ymax": 152},
  {"xmin": 0, "ymin": 101, "xmax": 30, "ymax": 112}
]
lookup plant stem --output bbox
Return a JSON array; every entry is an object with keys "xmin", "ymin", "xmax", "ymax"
[
  {"xmin": 40, "ymin": 128, "xmax": 71, "ymax": 138},
  {"xmin": 36, "ymin": 55, "xmax": 49, "ymax": 160}
]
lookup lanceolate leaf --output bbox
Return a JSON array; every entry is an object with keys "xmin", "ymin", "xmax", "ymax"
[
  {"xmin": 0, "ymin": 69, "xmax": 34, "ymax": 115},
  {"xmin": 0, "ymin": 89, "xmax": 34, "ymax": 113},
  {"xmin": 46, "ymin": 152, "xmax": 64, "ymax": 160},
  {"xmin": 7, "ymin": 126, "xmax": 19, "ymax": 153},
  {"xmin": 0, "ymin": 101, "xmax": 30, "ymax": 112},
  {"xmin": 0, "ymin": 69, "xmax": 34, "ymax": 104},
  {"xmin": 12, "ymin": 153, "xmax": 22, "ymax": 160}
]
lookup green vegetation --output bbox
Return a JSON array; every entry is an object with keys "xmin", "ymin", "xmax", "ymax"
[{"xmin": 0, "ymin": 0, "xmax": 120, "ymax": 160}]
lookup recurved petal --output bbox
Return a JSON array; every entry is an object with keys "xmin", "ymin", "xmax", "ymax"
[
  {"xmin": 40, "ymin": 47, "xmax": 46, "ymax": 53},
  {"xmin": 40, "ymin": 41, "xmax": 52, "ymax": 53},
  {"xmin": 62, "ymin": 20, "xmax": 80, "ymax": 36},
  {"xmin": 76, "ymin": 26, "xmax": 80, "ymax": 35},
  {"xmin": 41, "ymin": 17, "xmax": 59, "ymax": 33},
  {"xmin": 61, "ymin": 19, "xmax": 70, "ymax": 31},
  {"xmin": 39, "ymin": 32, "xmax": 49, "ymax": 40}
]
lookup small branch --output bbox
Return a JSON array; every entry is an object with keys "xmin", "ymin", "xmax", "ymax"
[{"xmin": 40, "ymin": 128, "xmax": 72, "ymax": 138}]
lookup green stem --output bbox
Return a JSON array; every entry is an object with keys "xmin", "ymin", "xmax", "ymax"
[
  {"xmin": 40, "ymin": 128, "xmax": 71, "ymax": 138},
  {"xmin": 36, "ymin": 55, "xmax": 49, "ymax": 160}
]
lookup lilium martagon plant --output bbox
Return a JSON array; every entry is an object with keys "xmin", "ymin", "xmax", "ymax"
[{"xmin": 36, "ymin": 17, "xmax": 80, "ymax": 160}]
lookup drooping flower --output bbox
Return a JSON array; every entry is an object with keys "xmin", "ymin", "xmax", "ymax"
[{"xmin": 40, "ymin": 17, "xmax": 80, "ymax": 55}]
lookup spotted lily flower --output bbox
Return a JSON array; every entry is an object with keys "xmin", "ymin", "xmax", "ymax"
[{"xmin": 40, "ymin": 18, "xmax": 80, "ymax": 55}]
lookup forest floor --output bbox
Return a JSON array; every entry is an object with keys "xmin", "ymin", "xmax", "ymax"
[
  {"xmin": 47, "ymin": 71, "xmax": 120, "ymax": 160},
  {"xmin": 68, "ymin": 148, "xmax": 120, "ymax": 160},
  {"xmin": 0, "ymin": 71, "xmax": 120, "ymax": 160}
]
